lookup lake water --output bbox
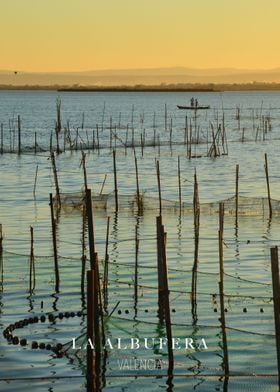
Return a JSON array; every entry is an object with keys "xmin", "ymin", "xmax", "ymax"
[{"xmin": 0, "ymin": 90, "xmax": 280, "ymax": 391}]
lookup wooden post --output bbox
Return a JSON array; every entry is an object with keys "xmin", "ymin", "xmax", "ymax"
[
  {"xmin": 235, "ymin": 164, "xmax": 239, "ymax": 228},
  {"xmin": 29, "ymin": 226, "xmax": 35, "ymax": 293},
  {"xmin": 158, "ymin": 219, "xmax": 174, "ymax": 374},
  {"xmin": 33, "ymin": 165, "xmax": 39, "ymax": 198},
  {"xmin": 191, "ymin": 170, "xmax": 200, "ymax": 323},
  {"xmin": 219, "ymin": 203, "xmax": 229, "ymax": 377},
  {"xmin": 96, "ymin": 124, "xmax": 100, "ymax": 152},
  {"xmin": 93, "ymin": 252, "xmax": 102, "ymax": 357},
  {"xmin": 99, "ymin": 174, "xmax": 107, "ymax": 195},
  {"xmin": 169, "ymin": 118, "xmax": 173, "ymax": 151},
  {"xmin": 188, "ymin": 120, "xmax": 192, "ymax": 159},
  {"xmin": 270, "ymin": 246, "xmax": 280, "ymax": 389},
  {"xmin": 81, "ymin": 152, "xmax": 88, "ymax": 191},
  {"xmin": 134, "ymin": 150, "xmax": 142, "ymax": 214},
  {"xmin": 50, "ymin": 131, "xmax": 53, "ymax": 154},
  {"xmin": 81, "ymin": 203, "xmax": 86, "ymax": 296},
  {"xmin": 49, "ymin": 193, "xmax": 59, "ymax": 292},
  {"xmin": 17, "ymin": 115, "xmax": 21, "ymax": 155},
  {"xmin": 55, "ymin": 98, "xmax": 61, "ymax": 153},
  {"xmin": 156, "ymin": 216, "xmax": 164, "ymax": 323},
  {"xmin": 113, "ymin": 150, "xmax": 118, "ymax": 212},
  {"xmin": 140, "ymin": 133, "xmax": 144, "ymax": 157},
  {"xmin": 264, "ymin": 153, "xmax": 272, "ymax": 219},
  {"xmin": 156, "ymin": 160, "xmax": 162, "ymax": 216},
  {"xmin": 51, "ymin": 152, "xmax": 61, "ymax": 207},
  {"xmin": 85, "ymin": 189, "xmax": 96, "ymax": 270},
  {"xmin": 103, "ymin": 216, "xmax": 110, "ymax": 311},
  {"xmin": 87, "ymin": 270, "xmax": 95, "ymax": 392},
  {"xmin": 109, "ymin": 117, "xmax": 112, "ymax": 150},
  {"xmin": 218, "ymin": 202, "xmax": 229, "ymax": 377},
  {"xmin": 219, "ymin": 203, "xmax": 225, "ymax": 290},
  {"xmin": 184, "ymin": 116, "xmax": 188, "ymax": 145},
  {"xmin": 134, "ymin": 225, "xmax": 139, "ymax": 318}
]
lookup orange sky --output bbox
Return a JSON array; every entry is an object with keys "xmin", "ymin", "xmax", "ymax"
[{"xmin": 1, "ymin": 0, "xmax": 280, "ymax": 72}]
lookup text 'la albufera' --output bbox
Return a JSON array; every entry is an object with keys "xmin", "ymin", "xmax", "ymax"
[{"xmin": 72, "ymin": 337, "xmax": 208, "ymax": 351}]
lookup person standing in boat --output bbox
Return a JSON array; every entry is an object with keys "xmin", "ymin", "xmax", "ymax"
[{"xmin": 190, "ymin": 97, "xmax": 194, "ymax": 107}]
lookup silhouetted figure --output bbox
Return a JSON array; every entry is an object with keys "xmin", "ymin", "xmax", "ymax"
[
  {"xmin": 190, "ymin": 97, "xmax": 194, "ymax": 107},
  {"xmin": 195, "ymin": 99, "xmax": 198, "ymax": 108}
]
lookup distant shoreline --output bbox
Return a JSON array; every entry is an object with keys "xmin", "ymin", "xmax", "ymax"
[{"xmin": 2, "ymin": 83, "xmax": 280, "ymax": 92}]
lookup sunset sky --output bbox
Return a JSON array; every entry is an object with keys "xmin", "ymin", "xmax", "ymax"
[{"xmin": 1, "ymin": 0, "xmax": 280, "ymax": 72}]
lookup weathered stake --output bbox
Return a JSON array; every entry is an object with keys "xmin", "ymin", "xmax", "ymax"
[
  {"xmin": 85, "ymin": 189, "xmax": 96, "ymax": 270},
  {"xmin": 156, "ymin": 160, "xmax": 162, "ymax": 216},
  {"xmin": 49, "ymin": 193, "xmax": 59, "ymax": 292},
  {"xmin": 51, "ymin": 152, "xmax": 61, "ymax": 207},
  {"xmin": 270, "ymin": 246, "xmax": 280, "ymax": 389}
]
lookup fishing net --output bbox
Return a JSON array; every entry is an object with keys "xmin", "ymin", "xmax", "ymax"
[{"xmin": 57, "ymin": 192, "xmax": 280, "ymax": 216}]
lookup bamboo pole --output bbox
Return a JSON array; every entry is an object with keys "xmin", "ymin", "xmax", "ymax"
[
  {"xmin": 113, "ymin": 150, "xmax": 118, "ymax": 213},
  {"xmin": 270, "ymin": 246, "xmax": 280, "ymax": 389},
  {"xmin": 49, "ymin": 193, "xmax": 59, "ymax": 292},
  {"xmin": 264, "ymin": 153, "xmax": 272, "ymax": 219}
]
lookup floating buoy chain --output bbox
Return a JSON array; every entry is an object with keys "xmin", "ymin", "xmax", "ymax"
[{"xmin": 3, "ymin": 311, "xmax": 83, "ymax": 356}]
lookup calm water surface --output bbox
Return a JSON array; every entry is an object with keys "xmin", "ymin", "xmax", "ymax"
[{"xmin": 0, "ymin": 90, "xmax": 280, "ymax": 391}]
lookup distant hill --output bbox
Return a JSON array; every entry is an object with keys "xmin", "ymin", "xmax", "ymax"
[{"xmin": 1, "ymin": 67, "xmax": 280, "ymax": 86}]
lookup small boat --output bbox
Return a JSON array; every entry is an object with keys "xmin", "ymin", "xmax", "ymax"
[{"xmin": 177, "ymin": 105, "xmax": 210, "ymax": 110}]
